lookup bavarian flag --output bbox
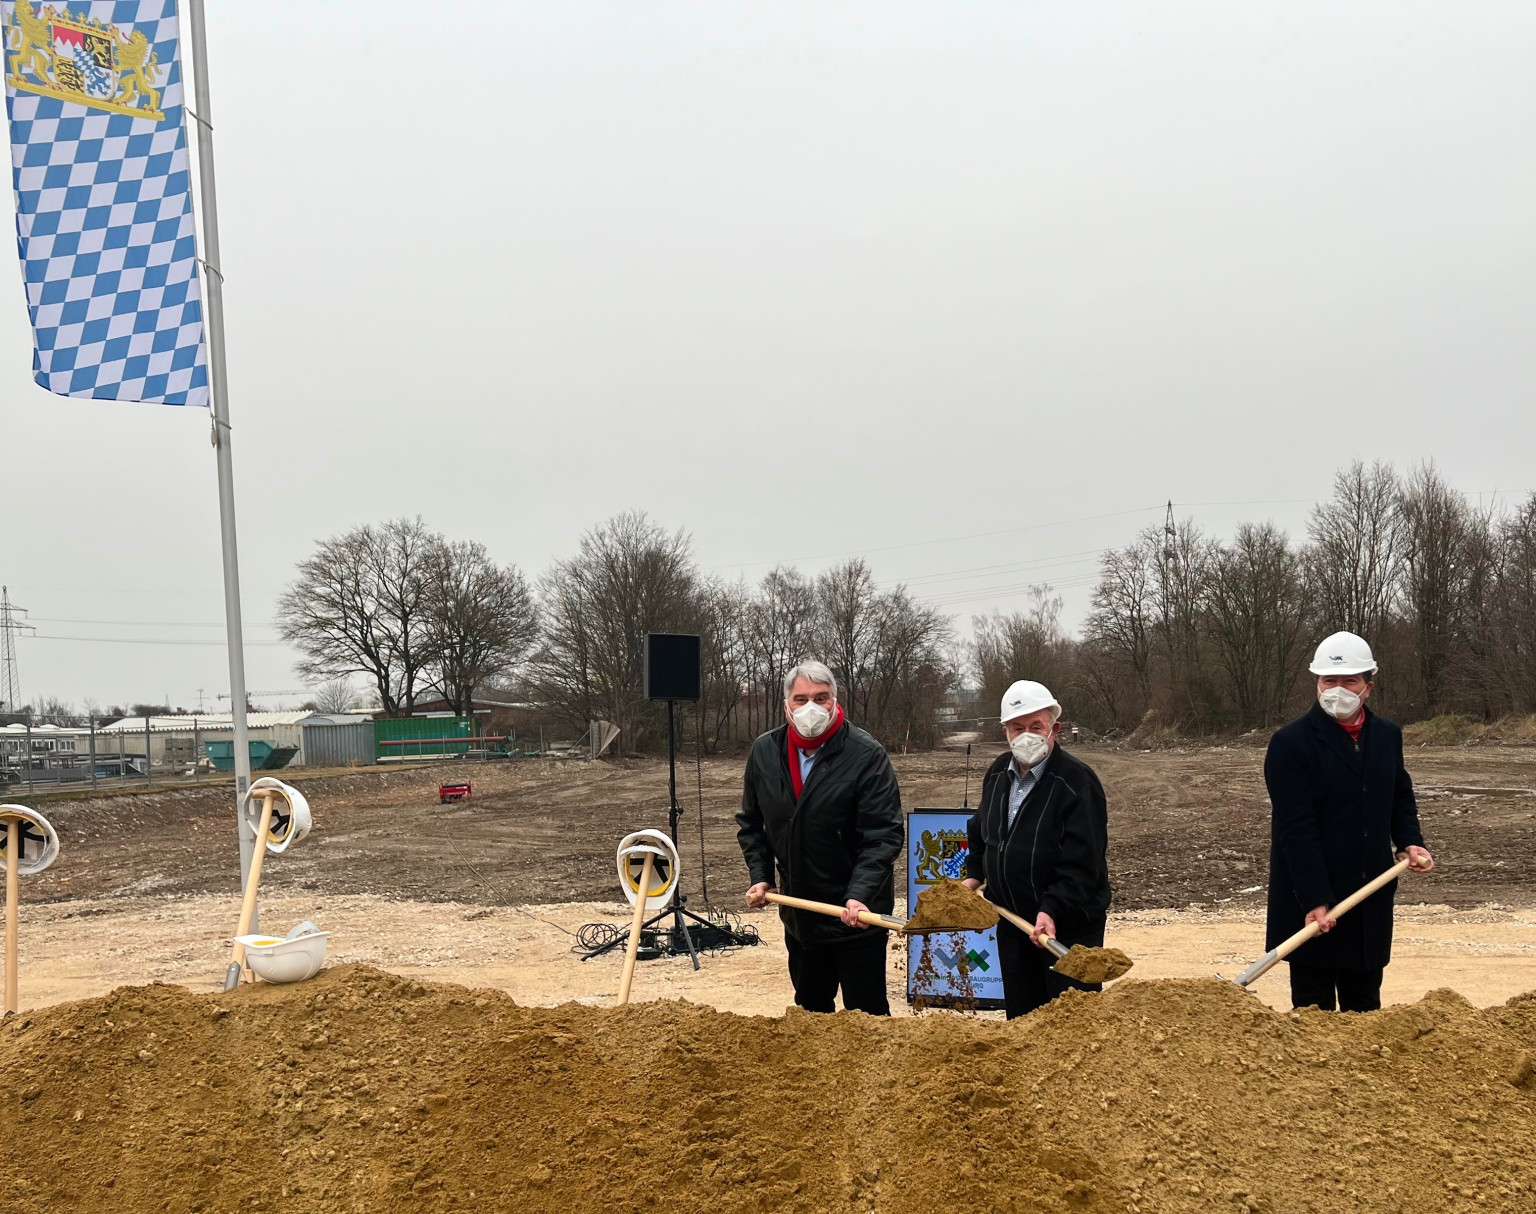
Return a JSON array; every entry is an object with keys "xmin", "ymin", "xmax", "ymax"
[{"xmin": 2, "ymin": 1, "xmax": 207, "ymax": 406}]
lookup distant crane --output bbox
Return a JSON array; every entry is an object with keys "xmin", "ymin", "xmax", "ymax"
[{"xmin": 216, "ymin": 689, "xmax": 309, "ymax": 700}]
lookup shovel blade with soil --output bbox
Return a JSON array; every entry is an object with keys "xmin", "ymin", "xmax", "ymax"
[
  {"xmin": 983, "ymin": 895, "xmax": 1135, "ymax": 982},
  {"xmin": 767, "ymin": 881, "xmax": 1134, "ymax": 982},
  {"xmin": 765, "ymin": 879, "xmax": 1001, "ymax": 935}
]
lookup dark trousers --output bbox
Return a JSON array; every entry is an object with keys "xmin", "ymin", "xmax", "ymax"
[
  {"xmin": 996, "ymin": 915, "xmax": 1103, "ymax": 1020},
  {"xmin": 785, "ymin": 931, "xmax": 890, "ymax": 1015},
  {"xmin": 1289, "ymin": 962, "xmax": 1384, "ymax": 1012}
]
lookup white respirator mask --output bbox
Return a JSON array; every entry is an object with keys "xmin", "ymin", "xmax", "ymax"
[
  {"xmin": 1318, "ymin": 687, "xmax": 1363, "ymax": 720},
  {"xmin": 1008, "ymin": 730, "xmax": 1051, "ymax": 769},
  {"xmin": 790, "ymin": 700, "xmax": 833, "ymax": 738}
]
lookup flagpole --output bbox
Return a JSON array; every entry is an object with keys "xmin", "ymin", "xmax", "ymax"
[{"xmin": 184, "ymin": 0, "xmax": 258, "ymax": 966}]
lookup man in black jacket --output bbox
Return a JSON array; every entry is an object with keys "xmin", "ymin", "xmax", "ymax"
[
  {"xmin": 963, "ymin": 680, "xmax": 1111, "ymax": 1018},
  {"xmin": 1265, "ymin": 630, "xmax": 1434, "ymax": 1012},
  {"xmin": 736, "ymin": 660, "xmax": 904, "ymax": 1014}
]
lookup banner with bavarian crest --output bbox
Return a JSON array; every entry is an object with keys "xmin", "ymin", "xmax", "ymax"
[{"xmin": 2, "ymin": 1, "xmax": 206, "ymax": 406}]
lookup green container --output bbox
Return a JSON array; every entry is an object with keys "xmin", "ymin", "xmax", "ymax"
[
  {"xmin": 373, "ymin": 716, "xmax": 474, "ymax": 760},
  {"xmin": 205, "ymin": 739, "xmax": 276, "ymax": 771}
]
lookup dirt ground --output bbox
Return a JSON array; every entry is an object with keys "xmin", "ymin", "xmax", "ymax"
[
  {"xmin": 10, "ymin": 891, "xmax": 1536, "ymax": 1016},
  {"xmin": 5, "ymin": 741, "xmax": 1535, "ymax": 1017},
  {"xmin": 18, "ymin": 742, "xmax": 1536, "ymax": 911}
]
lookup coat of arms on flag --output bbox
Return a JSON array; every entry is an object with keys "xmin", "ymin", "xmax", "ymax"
[
  {"xmin": 2, "ymin": 0, "xmax": 206, "ymax": 407},
  {"xmin": 7, "ymin": 1, "xmax": 163, "ymax": 120}
]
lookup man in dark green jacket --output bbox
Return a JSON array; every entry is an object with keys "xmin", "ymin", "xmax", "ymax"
[{"xmin": 736, "ymin": 660, "xmax": 904, "ymax": 1014}]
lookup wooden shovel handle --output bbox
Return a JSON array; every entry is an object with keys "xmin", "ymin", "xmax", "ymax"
[
  {"xmin": 228, "ymin": 792, "xmax": 276, "ymax": 977},
  {"xmin": 616, "ymin": 851, "xmax": 654, "ymax": 1006},
  {"xmin": 764, "ymin": 891, "xmax": 906, "ymax": 932},
  {"xmin": 4, "ymin": 819, "xmax": 17, "ymax": 1015},
  {"xmin": 989, "ymin": 899, "xmax": 1070, "ymax": 960},
  {"xmin": 1272, "ymin": 856, "xmax": 1413, "ymax": 963}
]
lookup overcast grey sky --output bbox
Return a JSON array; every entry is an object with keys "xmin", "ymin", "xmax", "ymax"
[{"xmin": 3, "ymin": 1, "xmax": 1533, "ymax": 710}]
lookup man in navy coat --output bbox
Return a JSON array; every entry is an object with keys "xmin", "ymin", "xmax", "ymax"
[{"xmin": 1264, "ymin": 630, "xmax": 1434, "ymax": 1012}]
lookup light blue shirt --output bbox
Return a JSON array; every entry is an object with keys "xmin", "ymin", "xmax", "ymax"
[
  {"xmin": 1006, "ymin": 754, "xmax": 1051, "ymax": 829},
  {"xmin": 798, "ymin": 748, "xmax": 818, "ymax": 785}
]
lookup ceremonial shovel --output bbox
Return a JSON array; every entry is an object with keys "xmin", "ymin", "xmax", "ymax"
[
  {"xmin": 1223, "ymin": 855, "xmax": 1415, "ymax": 988},
  {"xmin": 763, "ymin": 890, "xmax": 993, "ymax": 934}
]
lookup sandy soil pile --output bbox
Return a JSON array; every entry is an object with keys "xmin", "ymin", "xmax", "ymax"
[
  {"xmin": 3, "ymin": 965, "xmax": 1535, "ymax": 1213},
  {"xmin": 906, "ymin": 878, "xmax": 999, "ymax": 932}
]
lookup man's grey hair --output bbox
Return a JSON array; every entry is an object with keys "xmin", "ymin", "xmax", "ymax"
[{"xmin": 783, "ymin": 660, "xmax": 838, "ymax": 701}]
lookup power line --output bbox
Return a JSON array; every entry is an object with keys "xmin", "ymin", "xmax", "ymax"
[{"xmin": 26, "ymin": 633, "xmax": 285, "ymax": 647}]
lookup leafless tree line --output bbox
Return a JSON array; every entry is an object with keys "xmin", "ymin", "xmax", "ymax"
[
  {"xmin": 277, "ymin": 518, "xmax": 538, "ymax": 718},
  {"xmin": 1063, "ymin": 462, "xmax": 1536, "ymax": 733},
  {"xmin": 276, "ymin": 512, "xmax": 954, "ymax": 752},
  {"xmin": 533, "ymin": 514, "xmax": 954, "ymax": 751}
]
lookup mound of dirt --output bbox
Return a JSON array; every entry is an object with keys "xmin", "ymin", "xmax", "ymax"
[
  {"xmin": 906, "ymin": 879, "xmax": 999, "ymax": 933},
  {"xmin": 4, "ymin": 965, "xmax": 1535, "ymax": 1213},
  {"xmin": 1053, "ymin": 944, "xmax": 1135, "ymax": 984}
]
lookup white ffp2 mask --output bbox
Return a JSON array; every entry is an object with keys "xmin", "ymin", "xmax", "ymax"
[
  {"xmin": 1009, "ymin": 731, "xmax": 1051, "ymax": 769},
  {"xmin": 790, "ymin": 701, "xmax": 833, "ymax": 738},
  {"xmin": 1319, "ymin": 687, "xmax": 1363, "ymax": 720}
]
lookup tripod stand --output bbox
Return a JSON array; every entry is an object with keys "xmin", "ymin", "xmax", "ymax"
[{"xmin": 581, "ymin": 699, "xmax": 755, "ymax": 968}]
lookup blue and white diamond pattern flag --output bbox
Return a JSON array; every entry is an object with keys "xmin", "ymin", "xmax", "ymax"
[{"xmin": 2, "ymin": 0, "xmax": 207, "ymax": 406}]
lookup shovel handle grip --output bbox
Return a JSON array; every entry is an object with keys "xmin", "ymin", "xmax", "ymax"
[{"xmin": 764, "ymin": 892, "xmax": 905, "ymax": 932}]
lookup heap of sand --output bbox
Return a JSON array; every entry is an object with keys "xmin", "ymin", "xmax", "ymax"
[{"xmin": 3, "ymin": 964, "xmax": 1534, "ymax": 1212}]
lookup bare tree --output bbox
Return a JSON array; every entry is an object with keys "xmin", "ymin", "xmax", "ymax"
[
  {"xmin": 1487, "ymin": 494, "xmax": 1536, "ymax": 713},
  {"xmin": 277, "ymin": 520, "xmax": 435, "ymax": 716},
  {"xmin": 311, "ymin": 678, "xmax": 356, "ymax": 715},
  {"xmin": 746, "ymin": 566, "xmax": 818, "ymax": 730},
  {"xmin": 971, "ymin": 587, "xmax": 1071, "ymax": 738},
  {"xmin": 1149, "ymin": 518, "xmax": 1219, "ymax": 729},
  {"xmin": 30, "ymin": 697, "xmax": 83, "ymax": 726},
  {"xmin": 1306, "ymin": 461, "xmax": 1403, "ymax": 641},
  {"xmin": 1398, "ymin": 464, "xmax": 1477, "ymax": 716},
  {"xmin": 816, "ymin": 558, "xmax": 878, "ymax": 722},
  {"xmin": 1205, "ymin": 523, "xmax": 1313, "ymax": 729},
  {"xmin": 530, "ymin": 512, "xmax": 699, "ymax": 748},
  {"xmin": 862, "ymin": 586, "xmax": 954, "ymax": 750},
  {"xmin": 423, "ymin": 540, "xmax": 539, "ymax": 716},
  {"xmin": 697, "ymin": 578, "xmax": 752, "ymax": 748},
  {"xmin": 370, "ymin": 517, "xmax": 436, "ymax": 715},
  {"xmin": 1084, "ymin": 536, "xmax": 1155, "ymax": 707}
]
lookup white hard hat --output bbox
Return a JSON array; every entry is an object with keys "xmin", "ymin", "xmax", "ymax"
[
  {"xmin": 0, "ymin": 804, "xmax": 59, "ymax": 875},
  {"xmin": 1308, "ymin": 631, "xmax": 1378, "ymax": 677},
  {"xmin": 616, "ymin": 829, "xmax": 680, "ymax": 912},
  {"xmin": 1000, "ymin": 680, "xmax": 1062, "ymax": 725},
  {"xmin": 241, "ymin": 777, "xmax": 312, "ymax": 854}
]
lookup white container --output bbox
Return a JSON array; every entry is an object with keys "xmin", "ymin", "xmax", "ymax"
[{"xmin": 235, "ymin": 929, "xmax": 329, "ymax": 984}]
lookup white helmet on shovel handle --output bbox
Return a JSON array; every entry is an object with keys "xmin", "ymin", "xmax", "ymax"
[{"xmin": 1308, "ymin": 631, "xmax": 1378, "ymax": 677}]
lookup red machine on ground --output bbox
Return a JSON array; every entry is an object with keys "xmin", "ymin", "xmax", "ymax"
[{"xmin": 438, "ymin": 781, "xmax": 472, "ymax": 804}]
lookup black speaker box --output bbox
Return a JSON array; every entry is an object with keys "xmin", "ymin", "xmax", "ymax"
[{"xmin": 645, "ymin": 633, "xmax": 701, "ymax": 701}]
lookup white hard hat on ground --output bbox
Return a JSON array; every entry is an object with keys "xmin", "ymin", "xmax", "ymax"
[
  {"xmin": 1308, "ymin": 631, "xmax": 1379, "ymax": 677},
  {"xmin": 1000, "ymin": 680, "xmax": 1063, "ymax": 724}
]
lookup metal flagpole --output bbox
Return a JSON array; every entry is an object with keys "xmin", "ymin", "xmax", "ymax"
[{"xmin": 184, "ymin": 1, "xmax": 258, "ymax": 964}]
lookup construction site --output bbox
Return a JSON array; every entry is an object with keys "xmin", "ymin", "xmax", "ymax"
[{"xmin": 3, "ymin": 739, "xmax": 1536, "ymax": 1212}]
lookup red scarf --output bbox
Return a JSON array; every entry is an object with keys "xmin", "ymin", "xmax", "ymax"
[
  {"xmin": 1338, "ymin": 710, "xmax": 1365, "ymax": 741},
  {"xmin": 787, "ymin": 703, "xmax": 844, "ymax": 798}
]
